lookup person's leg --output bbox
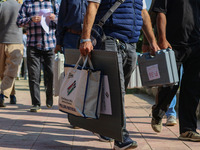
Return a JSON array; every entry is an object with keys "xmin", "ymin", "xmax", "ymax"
[
  {"xmin": 123, "ymin": 43, "xmax": 137, "ymax": 90},
  {"xmin": 23, "ymin": 57, "xmax": 28, "ymax": 80},
  {"xmin": 16, "ymin": 59, "xmax": 23, "ymax": 80},
  {"xmin": 153, "ymin": 84, "xmax": 180, "ymax": 119},
  {"xmin": 165, "ymin": 95, "xmax": 177, "ymax": 126},
  {"xmin": 1, "ymin": 44, "xmax": 23, "ymax": 98},
  {"xmin": 42, "ymin": 50, "xmax": 54, "ymax": 108},
  {"xmin": 178, "ymin": 65, "xmax": 200, "ymax": 140},
  {"xmin": 179, "ymin": 45, "xmax": 200, "ymax": 139},
  {"xmin": 0, "ymin": 44, "xmax": 6, "ymax": 79},
  {"xmin": 104, "ymin": 39, "xmax": 138, "ymax": 148},
  {"xmin": 10, "ymin": 84, "xmax": 17, "ymax": 104},
  {"xmin": 115, "ymin": 42, "xmax": 138, "ymax": 149},
  {"xmin": 165, "ymin": 96, "xmax": 176, "ymax": 118},
  {"xmin": 27, "ymin": 47, "xmax": 42, "ymax": 111},
  {"xmin": 151, "ymin": 48, "xmax": 183, "ymax": 132},
  {"xmin": 0, "ymin": 43, "xmax": 6, "ymax": 107},
  {"xmin": 165, "ymin": 65, "xmax": 183, "ymax": 126}
]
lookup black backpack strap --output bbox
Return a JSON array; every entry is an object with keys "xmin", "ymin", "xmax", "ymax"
[{"xmin": 98, "ymin": 0, "xmax": 126, "ymax": 27}]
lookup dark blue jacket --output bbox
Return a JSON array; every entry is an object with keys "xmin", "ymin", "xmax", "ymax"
[
  {"xmin": 56, "ymin": 0, "xmax": 88, "ymax": 45},
  {"xmin": 96, "ymin": 0, "xmax": 143, "ymax": 43}
]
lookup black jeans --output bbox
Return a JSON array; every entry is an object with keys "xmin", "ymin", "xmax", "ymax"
[
  {"xmin": 152, "ymin": 43, "xmax": 200, "ymax": 134},
  {"xmin": 27, "ymin": 47, "xmax": 54, "ymax": 106}
]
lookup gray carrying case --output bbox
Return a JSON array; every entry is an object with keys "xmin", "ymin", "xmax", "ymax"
[{"xmin": 138, "ymin": 49, "xmax": 179, "ymax": 87}]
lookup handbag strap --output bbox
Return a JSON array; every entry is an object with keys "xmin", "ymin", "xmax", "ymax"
[
  {"xmin": 73, "ymin": 55, "xmax": 94, "ymax": 73},
  {"xmin": 82, "ymin": 56, "xmax": 95, "ymax": 70},
  {"xmin": 98, "ymin": 0, "xmax": 126, "ymax": 27}
]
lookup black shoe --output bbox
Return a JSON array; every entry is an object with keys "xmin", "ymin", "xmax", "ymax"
[
  {"xmin": 0, "ymin": 94, "xmax": 6, "ymax": 107},
  {"xmin": 93, "ymin": 133, "xmax": 114, "ymax": 142},
  {"xmin": 114, "ymin": 137, "xmax": 138, "ymax": 150},
  {"xmin": 10, "ymin": 95, "xmax": 16, "ymax": 104},
  {"xmin": 46, "ymin": 99, "xmax": 53, "ymax": 108},
  {"xmin": 30, "ymin": 105, "xmax": 41, "ymax": 112}
]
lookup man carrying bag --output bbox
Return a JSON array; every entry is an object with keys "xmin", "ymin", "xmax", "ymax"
[{"xmin": 79, "ymin": 0, "xmax": 159, "ymax": 149}]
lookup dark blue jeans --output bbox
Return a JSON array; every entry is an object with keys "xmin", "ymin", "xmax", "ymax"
[
  {"xmin": 27, "ymin": 47, "xmax": 54, "ymax": 106},
  {"xmin": 63, "ymin": 32, "xmax": 81, "ymax": 51}
]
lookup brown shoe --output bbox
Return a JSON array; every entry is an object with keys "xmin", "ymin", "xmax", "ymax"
[
  {"xmin": 179, "ymin": 131, "xmax": 200, "ymax": 142},
  {"xmin": 151, "ymin": 117, "xmax": 162, "ymax": 133}
]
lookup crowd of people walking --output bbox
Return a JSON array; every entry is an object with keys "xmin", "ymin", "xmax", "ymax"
[{"xmin": 0, "ymin": 0, "xmax": 200, "ymax": 149}]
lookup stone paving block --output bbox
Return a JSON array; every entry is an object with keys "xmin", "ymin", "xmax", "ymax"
[
  {"xmin": 0, "ymin": 146, "xmax": 31, "ymax": 150},
  {"xmin": 0, "ymin": 140, "xmax": 34, "ymax": 147},
  {"xmin": 0, "ymin": 80, "xmax": 200, "ymax": 150}
]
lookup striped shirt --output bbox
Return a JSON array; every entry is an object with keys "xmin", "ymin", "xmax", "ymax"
[{"xmin": 17, "ymin": 0, "xmax": 59, "ymax": 51}]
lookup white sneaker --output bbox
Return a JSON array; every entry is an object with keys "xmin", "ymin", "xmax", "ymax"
[{"xmin": 166, "ymin": 116, "xmax": 177, "ymax": 126}]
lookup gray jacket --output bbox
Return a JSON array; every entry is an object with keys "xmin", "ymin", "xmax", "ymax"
[{"xmin": 0, "ymin": 0, "xmax": 22, "ymax": 44}]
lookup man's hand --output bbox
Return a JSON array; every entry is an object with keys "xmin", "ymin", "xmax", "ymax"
[
  {"xmin": 54, "ymin": 45, "xmax": 62, "ymax": 53},
  {"xmin": 79, "ymin": 41, "xmax": 93, "ymax": 56},
  {"xmin": 47, "ymin": 13, "xmax": 55, "ymax": 21},
  {"xmin": 142, "ymin": 42, "xmax": 160, "ymax": 56},
  {"xmin": 142, "ymin": 44, "xmax": 151, "ymax": 53},
  {"xmin": 158, "ymin": 39, "xmax": 172, "ymax": 49},
  {"xmin": 149, "ymin": 41, "xmax": 160, "ymax": 55},
  {"xmin": 31, "ymin": 16, "xmax": 41, "ymax": 23}
]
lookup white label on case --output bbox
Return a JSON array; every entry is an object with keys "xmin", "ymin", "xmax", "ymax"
[{"xmin": 146, "ymin": 64, "xmax": 160, "ymax": 80}]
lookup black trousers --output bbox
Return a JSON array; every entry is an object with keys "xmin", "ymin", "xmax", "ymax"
[
  {"xmin": 152, "ymin": 43, "xmax": 200, "ymax": 134},
  {"xmin": 27, "ymin": 47, "xmax": 54, "ymax": 106}
]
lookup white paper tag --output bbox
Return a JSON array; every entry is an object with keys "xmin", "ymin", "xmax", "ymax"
[
  {"xmin": 146, "ymin": 64, "xmax": 160, "ymax": 81},
  {"xmin": 39, "ymin": 9, "xmax": 51, "ymax": 34}
]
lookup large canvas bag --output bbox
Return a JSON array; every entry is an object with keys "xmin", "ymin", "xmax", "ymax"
[
  {"xmin": 59, "ymin": 56, "xmax": 102, "ymax": 119},
  {"xmin": 53, "ymin": 52, "xmax": 65, "ymax": 96}
]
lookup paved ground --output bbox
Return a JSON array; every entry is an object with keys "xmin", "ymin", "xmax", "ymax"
[{"xmin": 0, "ymin": 79, "xmax": 200, "ymax": 150}]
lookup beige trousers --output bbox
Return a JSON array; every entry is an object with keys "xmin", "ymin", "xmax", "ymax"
[{"xmin": 0, "ymin": 43, "xmax": 23, "ymax": 97}]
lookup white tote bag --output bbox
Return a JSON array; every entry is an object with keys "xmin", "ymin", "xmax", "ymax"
[
  {"xmin": 58, "ymin": 56, "xmax": 102, "ymax": 119},
  {"xmin": 53, "ymin": 52, "xmax": 65, "ymax": 96}
]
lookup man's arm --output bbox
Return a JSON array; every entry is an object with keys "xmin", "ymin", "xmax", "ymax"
[
  {"xmin": 55, "ymin": 0, "xmax": 67, "ymax": 53},
  {"xmin": 141, "ymin": 9, "xmax": 160, "ymax": 54},
  {"xmin": 47, "ymin": 1, "xmax": 60, "ymax": 24},
  {"xmin": 156, "ymin": 12, "xmax": 172, "ymax": 49},
  {"xmin": 79, "ymin": 2, "xmax": 100, "ymax": 56},
  {"xmin": 16, "ymin": 3, "xmax": 32, "ymax": 27}
]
